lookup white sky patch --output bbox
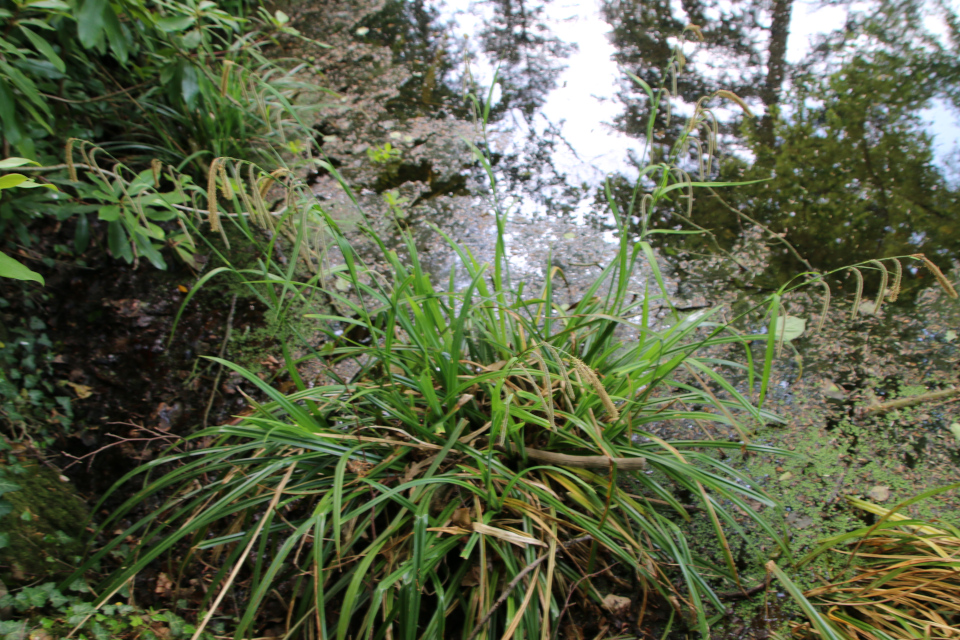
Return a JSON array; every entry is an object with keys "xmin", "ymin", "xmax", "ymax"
[
  {"xmin": 440, "ymin": 0, "xmax": 960, "ymax": 200},
  {"xmin": 538, "ymin": 1, "xmax": 646, "ymax": 182},
  {"xmin": 920, "ymin": 97, "xmax": 960, "ymax": 167},
  {"xmin": 786, "ymin": 1, "xmax": 854, "ymax": 63}
]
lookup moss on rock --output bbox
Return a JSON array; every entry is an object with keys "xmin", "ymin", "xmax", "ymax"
[{"xmin": 0, "ymin": 462, "xmax": 87, "ymax": 583}]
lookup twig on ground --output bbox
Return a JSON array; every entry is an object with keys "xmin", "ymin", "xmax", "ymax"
[
  {"xmin": 62, "ymin": 425, "xmax": 181, "ymax": 471},
  {"xmin": 859, "ymin": 386, "xmax": 958, "ymax": 417},
  {"xmin": 501, "ymin": 446, "xmax": 647, "ymax": 470}
]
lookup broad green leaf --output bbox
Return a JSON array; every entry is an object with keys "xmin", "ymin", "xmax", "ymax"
[
  {"xmin": 26, "ymin": 0, "xmax": 71, "ymax": 9},
  {"xmin": 0, "ymin": 157, "xmax": 38, "ymax": 168},
  {"xmin": 143, "ymin": 206, "xmax": 177, "ymax": 221},
  {"xmin": 156, "ymin": 16, "xmax": 195, "ymax": 32},
  {"xmin": 98, "ymin": 204, "xmax": 120, "ymax": 221},
  {"xmin": 181, "ymin": 63, "xmax": 200, "ymax": 108},
  {"xmin": 0, "ymin": 79, "xmax": 24, "ymax": 145},
  {"xmin": 136, "ymin": 221, "xmax": 165, "ymax": 240},
  {"xmin": 107, "ymin": 219, "xmax": 132, "ymax": 262},
  {"xmin": 0, "ymin": 173, "xmax": 27, "ymax": 189},
  {"xmin": 180, "ymin": 29, "xmax": 201, "ymax": 50},
  {"xmin": 0, "ymin": 173, "xmax": 55, "ymax": 190},
  {"xmin": 19, "ymin": 26, "xmax": 66, "ymax": 72},
  {"xmin": 17, "ymin": 19, "xmax": 56, "ymax": 30},
  {"xmin": 774, "ymin": 315, "xmax": 806, "ymax": 342},
  {"xmin": 76, "ymin": 0, "xmax": 107, "ymax": 49},
  {"xmin": 0, "ymin": 251, "xmax": 43, "ymax": 284},
  {"xmin": 0, "ymin": 60, "xmax": 50, "ymax": 116},
  {"xmin": 101, "ymin": 3, "xmax": 128, "ymax": 63},
  {"xmin": 132, "ymin": 232, "xmax": 166, "ymax": 269},
  {"xmin": 75, "ymin": 214, "xmax": 90, "ymax": 253}
]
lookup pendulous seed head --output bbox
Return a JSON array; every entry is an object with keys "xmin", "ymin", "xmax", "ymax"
[{"xmin": 914, "ymin": 254, "xmax": 958, "ymax": 299}]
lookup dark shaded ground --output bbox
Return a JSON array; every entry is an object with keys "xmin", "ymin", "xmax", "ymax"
[{"xmin": 0, "ymin": 218, "xmax": 267, "ymax": 520}]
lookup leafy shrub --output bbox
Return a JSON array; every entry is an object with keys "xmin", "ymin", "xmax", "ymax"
[
  {"xmin": 0, "ymin": 0, "xmax": 305, "ymax": 163},
  {"xmin": 65, "ymin": 46, "xmax": 811, "ymax": 640},
  {"xmin": 0, "ymin": 0, "xmax": 325, "ymax": 269},
  {"xmin": 0, "ymin": 311, "xmax": 72, "ymax": 444},
  {"xmin": 66, "ymin": 27, "xmax": 960, "ymax": 640},
  {"xmin": 0, "ymin": 581, "xmax": 216, "ymax": 640}
]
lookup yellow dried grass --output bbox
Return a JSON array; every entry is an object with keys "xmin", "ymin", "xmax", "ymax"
[{"xmin": 794, "ymin": 501, "xmax": 960, "ymax": 640}]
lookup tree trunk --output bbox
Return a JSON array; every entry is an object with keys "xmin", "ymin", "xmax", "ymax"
[{"xmin": 759, "ymin": 0, "xmax": 793, "ymax": 148}]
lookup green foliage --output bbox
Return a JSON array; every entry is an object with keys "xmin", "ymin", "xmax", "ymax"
[
  {"xmin": 63, "ymin": 157, "xmax": 194, "ymax": 269},
  {"xmin": 0, "ymin": 0, "xmax": 327, "ymax": 270},
  {"xmin": 0, "ymin": 311, "xmax": 73, "ymax": 443},
  {"xmin": 0, "ymin": 0, "xmax": 309, "ymax": 162},
  {"xmin": 68, "ymin": 48, "xmax": 817, "ymax": 640},
  {"xmin": 76, "ymin": 212, "xmax": 794, "ymax": 638},
  {"xmin": 0, "ymin": 580, "xmax": 217, "ymax": 640},
  {"xmin": 367, "ymin": 142, "xmax": 402, "ymax": 164},
  {"xmin": 0, "ymin": 158, "xmax": 54, "ymax": 284}
]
